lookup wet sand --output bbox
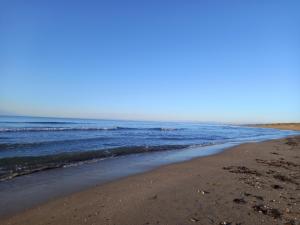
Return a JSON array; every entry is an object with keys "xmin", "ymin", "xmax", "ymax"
[{"xmin": 0, "ymin": 136, "xmax": 299, "ymax": 225}]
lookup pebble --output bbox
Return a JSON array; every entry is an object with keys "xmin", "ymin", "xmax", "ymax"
[
  {"xmin": 190, "ymin": 217, "xmax": 200, "ymax": 222},
  {"xmin": 197, "ymin": 189, "xmax": 209, "ymax": 195}
]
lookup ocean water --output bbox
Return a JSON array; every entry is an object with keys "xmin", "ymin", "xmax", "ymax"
[{"xmin": 0, "ymin": 115, "xmax": 298, "ymax": 181}]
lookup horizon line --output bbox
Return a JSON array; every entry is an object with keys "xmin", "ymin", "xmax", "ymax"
[{"xmin": 0, "ymin": 113, "xmax": 299, "ymax": 125}]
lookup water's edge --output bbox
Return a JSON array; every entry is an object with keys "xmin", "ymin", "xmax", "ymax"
[
  {"xmin": 0, "ymin": 144, "xmax": 191, "ymax": 181},
  {"xmin": 0, "ymin": 135, "xmax": 296, "ymax": 219}
]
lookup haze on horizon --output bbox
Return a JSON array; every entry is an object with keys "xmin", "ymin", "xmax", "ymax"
[{"xmin": 1, "ymin": 0, "xmax": 299, "ymax": 124}]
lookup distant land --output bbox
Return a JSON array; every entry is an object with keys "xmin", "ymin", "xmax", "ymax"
[{"xmin": 251, "ymin": 123, "xmax": 300, "ymax": 131}]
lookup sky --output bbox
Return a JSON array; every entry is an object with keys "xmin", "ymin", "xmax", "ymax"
[{"xmin": 0, "ymin": 0, "xmax": 299, "ymax": 123}]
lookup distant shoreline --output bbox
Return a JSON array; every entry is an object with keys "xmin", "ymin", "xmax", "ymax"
[{"xmin": 249, "ymin": 123, "xmax": 300, "ymax": 131}]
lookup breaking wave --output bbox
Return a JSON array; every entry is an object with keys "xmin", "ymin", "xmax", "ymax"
[
  {"xmin": 0, "ymin": 137, "xmax": 114, "ymax": 151},
  {"xmin": 0, "ymin": 127, "xmax": 184, "ymax": 132}
]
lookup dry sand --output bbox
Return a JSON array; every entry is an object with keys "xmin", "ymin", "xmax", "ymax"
[
  {"xmin": 253, "ymin": 123, "xmax": 300, "ymax": 131},
  {"xmin": 0, "ymin": 136, "xmax": 299, "ymax": 225}
]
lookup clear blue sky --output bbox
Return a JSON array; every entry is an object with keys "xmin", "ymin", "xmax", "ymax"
[{"xmin": 1, "ymin": 0, "xmax": 299, "ymax": 123}]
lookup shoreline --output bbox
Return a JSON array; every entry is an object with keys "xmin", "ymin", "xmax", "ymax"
[
  {"xmin": 0, "ymin": 144, "xmax": 191, "ymax": 182},
  {"xmin": 249, "ymin": 123, "xmax": 300, "ymax": 131},
  {"xmin": 0, "ymin": 135, "xmax": 299, "ymax": 225},
  {"xmin": 0, "ymin": 141, "xmax": 239, "ymax": 218}
]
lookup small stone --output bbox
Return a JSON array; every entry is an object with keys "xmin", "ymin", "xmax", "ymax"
[
  {"xmin": 190, "ymin": 217, "xmax": 200, "ymax": 222},
  {"xmin": 219, "ymin": 222, "xmax": 232, "ymax": 225},
  {"xmin": 198, "ymin": 189, "xmax": 209, "ymax": 195},
  {"xmin": 149, "ymin": 195, "xmax": 157, "ymax": 200},
  {"xmin": 233, "ymin": 198, "xmax": 246, "ymax": 204}
]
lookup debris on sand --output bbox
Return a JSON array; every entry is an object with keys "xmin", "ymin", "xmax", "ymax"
[
  {"xmin": 233, "ymin": 198, "xmax": 247, "ymax": 204},
  {"xmin": 223, "ymin": 166, "xmax": 261, "ymax": 176},
  {"xmin": 197, "ymin": 189, "xmax": 210, "ymax": 195},
  {"xmin": 242, "ymin": 192, "xmax": 263, "ymax": 201},
  {"xmin": 252, "ymin": 204, "xmax": 282, "ymax": 219},
  {"xmin": 271, "ymin": 184, "xmax": 283, "ymax": 189},
  {"xmin": 270, "ymin": 152, "xmax": 280, "ymax": 155},
  {"xmin": 243, "ymin": 192, "xmax": 251, "ymax": 197},
  {"xmin": 256, "ymin": 159, "xmax": 299, "ymax": 170},
  {"xmin": 285, "ymin": 139, "xmax": 298, "ymax": 146},
  {"xmin": 266, "ymin": 170, "xmax": 276, "ymax": 174},
  {"xmin": 219, "ymin": 222, "xmax": 242, "ymax": 225},
  {"xmin": 284, "ymin": 219, "xmax": 296, "ymax": 225},
  {"xmin": 149, "ymin": 195, "xmax": 157, "ymax": 200},
  {"xmin": 273, "ymin": 174, "xmax": 298, "ymax": 185},
  {"xmin": 254, "ymin": 195, "xmax": 264, "ymax": 201},
  {"xmin": 190, "ymin": 217, "xmax": 200, "ymax": 222},
  {"xmin": 238, "ymin": 176, "xmax": 264, "ymax": 188},
  {"xmin": 267, "ymin": 208, "xmax": 282, "ymax": 219},
  {"xmin": 219, "ymin": 222, "xmax": 232, "ymax": 225}
]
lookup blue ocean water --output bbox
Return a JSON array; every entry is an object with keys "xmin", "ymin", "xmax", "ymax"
[
  {"xmin": 0, "ymin": 115, "xmax": 297, "ymax": 159},
  {"xmin": 0, "ymin": 115, "xmax": 298, "ymax": 181}
]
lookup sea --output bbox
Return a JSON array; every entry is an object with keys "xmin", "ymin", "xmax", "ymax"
[{"xmin": 0, "ymin": 115, "xmax": 298, "ymax": 181}]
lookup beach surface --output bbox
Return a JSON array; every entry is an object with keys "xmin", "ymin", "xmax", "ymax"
[{"xmin": 0, "ymin": 136, "xmax": 299, "ymax": 225}]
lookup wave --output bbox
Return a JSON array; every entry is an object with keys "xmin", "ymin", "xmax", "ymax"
[
  {"xmin": 0, "ymin": 127, "xmax": 119, "ymax": 132},
  {"xmin": 0, "ymin": 121, "xmax": 84, "ymax": 125},
  {"xmin": 0, "ymin": 126, "xmax": 184, "ymax": 133},
  {"xmin": 0, "ymin": 144, "xmax": 191, "ymax": 181},
  {"xmin": 149, "ymin": 127, "xmax": 183, "ymax": 131},
  {"xmin": 0, "ymin": 137, "xmax": 114, "ymax": 151}
]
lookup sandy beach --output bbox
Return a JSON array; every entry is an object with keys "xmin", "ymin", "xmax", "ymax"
[{"xmin": 0, "ymin": 135, "xmax": 299, "ymax": 225}]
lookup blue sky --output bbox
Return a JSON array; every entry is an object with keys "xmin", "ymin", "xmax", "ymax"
[{"xmin": 0, "ymin": 0, "xmax": 299, "ymax": 123}]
